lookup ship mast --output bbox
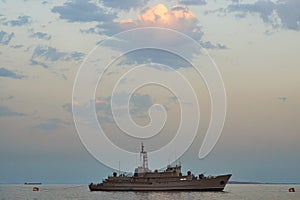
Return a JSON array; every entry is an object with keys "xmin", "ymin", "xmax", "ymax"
[{"xmin": 140, "ymin": 143, "xmax": 148, "ymax": 169}]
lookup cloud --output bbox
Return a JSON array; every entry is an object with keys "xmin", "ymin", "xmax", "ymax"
[
  {"xmin": 64, "ymin": 97, "xmax": 113, "ymax": 123},
  {"xmin": 0, "ymin": 106, "xmax": 26, "ymax": 117},
  {"xmin": 82, "ymin": 4, "xmax": 200, "ymax": 36},
  {"xmin": 52, "ymin": 0, "xmax": 115, "ymax": 22},
  {"xmin": 201, "ymin": 41, "xmax": 227, "ymax": 49},
  {"xmin": 31, "ymin": 32, "xmax": 51, "ymax": 40},
  {"xmin": 276, "ymin": 0, "xmax": 300, "ymax": 30},
  {"xmin": 101, "ymin": 0, "xmax": 150, "ymax": 11},
  {"xmin": 33, "ymin": 118, "xmax": 70, "ymax": 130},
  {"xmin": 121, "ymin": 4, "xmax": 199, "ymax": 36},
  {"xmin": 89, "ymin": 4, "xmax": 223, "ymax": 44},
  {"xmin": 228, "ymin": 0, "xmax": 275, "ymax": 22},
  {"xmin": 0, "ymin": 30, "xmax": 14, "ymax": 45},
  {"xmin": 118, "ymin": 48, "xmax": 192, "ymax": 69},
  {"xmin": 0, "ymin": 95, "xmax": 13, "ymax": 102},
  {"xmin": 0, "ymin": 68, "xmax": 25, "ymax": 79},
  {"xmin": 10, "ymin": 44, "xmax": 23, "ymax": 49},
  {"xmin": 227, "ymin": 0, "xmax": 300, "ymax": 30},
  {"xmin": 90, "ymin": 4, "xmax": 224, "ymax": 48},
  {"xmin": 94, "ymin": 94, "xmax": 156, "ymax": 122},
  {"xmin": 68, "ymin": 51, "xmax": 85, "ymax": 61},
  {"xmin": 30, "ymin": 45, "xmax": 84, "ymax": 68},
  {"xmin": 81, "ymin": 4, "xmax": 227, "ymax": 70},
  {"xmin": 95, "ymin": 98, "xmax": 113, "ymax": 122},
  {"xmin": 3, "ymin": 15, "xmax": 31, "ymax": 26},
  {"xmin": 179, "ymin": 0, "xmax": 206, "ymax": 5},
  {"xmin": 32, "ymin": 46, "xmax": 66, "ymax": 62},
  {"xmin": 130, "ymin": 93, "xmax": 153, "ymax": 117},
  {"xmin": 65, "ymin": 94, "xmax": 154, "ymax": 122},
  {"xmin": 63, "ymin": 103, "xmax": 72, "ymax": 113},
  {"xmin": 30, "ymin": 60, "xmax": 49, "ymax": 68},
  {"xmin": 63, "ymin": 98, "xmax": 110, "ymax": 114}
]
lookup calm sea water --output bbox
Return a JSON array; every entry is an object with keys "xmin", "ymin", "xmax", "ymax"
[{"xmin": 0, "ymin": 184, "xmax": 299, "ymax": 200}]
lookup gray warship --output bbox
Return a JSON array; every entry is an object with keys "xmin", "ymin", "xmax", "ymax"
[{"xmin": 89, "ymin": 144, "xmax": 231, "ymax": 191}]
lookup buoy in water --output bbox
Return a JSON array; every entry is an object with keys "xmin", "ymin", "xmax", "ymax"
[
  {"xmin": 33, "ymin": 187, "xmax": 39, "ymax": 192},
  {"xmin": 288, "ymin": 187, "xmax": 295, "ymax": 192}
]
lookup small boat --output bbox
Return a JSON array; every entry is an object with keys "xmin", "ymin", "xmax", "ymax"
[{"xmin": 89, "ymin": 143, "xmax": 232, "ymax": 191}]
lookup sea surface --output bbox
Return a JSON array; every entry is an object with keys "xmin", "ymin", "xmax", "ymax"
[{"xmin": 0, "ymin": 184, "xmax": 299, "ymax": 200}]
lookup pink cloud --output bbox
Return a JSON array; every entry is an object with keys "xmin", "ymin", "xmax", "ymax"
[{"xmin": 119, "ymin": 4, "xmax": 198, "ymax": 32}]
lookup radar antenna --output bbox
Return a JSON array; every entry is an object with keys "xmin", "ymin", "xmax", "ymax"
[{"xmin": 140, "ymin": 143, "xmax": 148, "ymax": 169}]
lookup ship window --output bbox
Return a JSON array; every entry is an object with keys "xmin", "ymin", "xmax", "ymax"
[{"xmin": 220, "ymin": 181, "xmax": 225, "ymax": 185}]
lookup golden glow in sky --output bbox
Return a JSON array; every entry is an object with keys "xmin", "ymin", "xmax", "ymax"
[{"xmin": 120, "ymin": 4, "xmax": 196, "ymax": 30}]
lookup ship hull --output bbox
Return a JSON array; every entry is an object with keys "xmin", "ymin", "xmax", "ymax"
[{"xmin": 89, "ymin": 174, "xmax": 231, "ymax": 191}]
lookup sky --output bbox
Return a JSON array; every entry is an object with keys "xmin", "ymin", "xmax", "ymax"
[{"xmin": 0, "ymin": 0, "xmax": 300, "ymax": 184}]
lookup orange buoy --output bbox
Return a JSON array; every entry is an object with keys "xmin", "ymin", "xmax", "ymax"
[
  {"xmin": 288, "ymin": 187, "xmax": 295, "ymax": 192},
  {"xmin": 33, "ymin": 187, "xmax": 39, "ymax": 192}
]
